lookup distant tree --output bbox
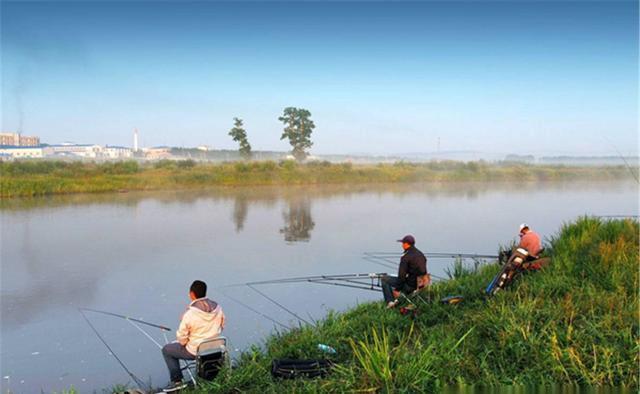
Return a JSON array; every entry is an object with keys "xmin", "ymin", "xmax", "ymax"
[
  {"xmin": 228, "ymin": 117, "xmax": 252, "ymax": 160},
  {"xmin": 278, "ymin": 107, "xmax": 315, "ymax": 161}
]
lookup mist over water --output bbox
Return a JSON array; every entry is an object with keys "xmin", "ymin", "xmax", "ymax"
[{"xmin": 1, "ymin": 181, "xmax": 638, "ymax": 392}]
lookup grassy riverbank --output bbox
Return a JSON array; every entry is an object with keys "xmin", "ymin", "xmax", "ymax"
[
  {"xmin": 189, "ymin": 217, "xmax": 637, "ymax": 392},
  {"xmin": 1, "ymin": 160, "xmax": 635, "ymax": 198}
]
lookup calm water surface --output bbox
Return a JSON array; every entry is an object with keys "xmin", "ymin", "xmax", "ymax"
[{"xmin": 1, "ymin": 182, "xmax": 637, "ymax": 392}]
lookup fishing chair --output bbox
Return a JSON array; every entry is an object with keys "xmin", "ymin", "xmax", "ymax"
[
  {"xmin": 408, "ymin": 273, "xmax": 432, "ymax": 303},
  {"xmin": 182, "ymin": 336, "xmax": 229, "ymax": 385},
  {"xmin": 416, "ymin": 273, "xmax": 431, "ymax": 291}
]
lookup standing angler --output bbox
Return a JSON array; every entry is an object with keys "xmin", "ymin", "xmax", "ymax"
[
  {"xmin": 162, "ymin": 280, "xmax": 225, "ymax": 392},
  {"xmin": 381, "ymin": 235, "xmax": 428, "ymax": 308}
]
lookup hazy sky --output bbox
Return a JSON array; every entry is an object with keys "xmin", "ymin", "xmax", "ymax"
[{"xmin": 2, "ymin": 1, "xmax": 638, "ymax": 155}]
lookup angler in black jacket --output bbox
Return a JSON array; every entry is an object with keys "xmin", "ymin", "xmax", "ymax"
[{"xmin": 381, "ymin": 235, "xmax": 427, "ymax": 308}]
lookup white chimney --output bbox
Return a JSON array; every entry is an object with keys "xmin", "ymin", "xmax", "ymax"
[{"xmin": 133, "ymin": 128, "xmax": 139, "ymax": 152}]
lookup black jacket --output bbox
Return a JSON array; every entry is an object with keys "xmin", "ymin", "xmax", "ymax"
[{"xmin": 396, "ymin": 246, "xmax": 427, "ymax": 290}]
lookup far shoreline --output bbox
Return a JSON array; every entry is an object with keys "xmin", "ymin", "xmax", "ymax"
[{"xmin": 0, "ymin": 159, "xmax": 636, "ymax": 199}]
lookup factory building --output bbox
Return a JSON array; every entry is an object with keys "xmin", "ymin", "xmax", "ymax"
[
  {"xmin": 142, "ymin": 147, "xmax": 172, "ymax": 160},
  {"xmin": 0, "ymin": 132, "xmax": 40, "ymax": 147},
  {"xmin": 44, "ymin": 144, "xmax": 104, "ymax": 158},
  {"xmin": 0, "ymin": 146, "xmax": 44, "ymax": 159},
  {"xmin": 103, "ymin": 146, "xmax": 133, "ymax": 159}
]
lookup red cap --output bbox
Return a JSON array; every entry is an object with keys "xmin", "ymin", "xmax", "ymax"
[{"xmin": 397, "ymin": 235, "xmax": 415, "ymax": 245}]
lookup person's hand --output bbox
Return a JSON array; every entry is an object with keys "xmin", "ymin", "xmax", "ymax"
[{"xmin": 392, "ymin": 289, "xmax": 400, "ymax": 299}]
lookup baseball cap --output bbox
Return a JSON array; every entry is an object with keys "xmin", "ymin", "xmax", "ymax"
[
  {"xmin": 397, "ymin": 235, "xmax": 415, "ymax": 245},
  {"xmin": 519, "ymin": 223, "xmax": 529, "ymax": 233}
]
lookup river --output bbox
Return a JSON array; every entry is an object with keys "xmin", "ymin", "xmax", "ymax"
[{"xmin": 1, "ymin": 181, "xmax": 637, "ymax": 393}]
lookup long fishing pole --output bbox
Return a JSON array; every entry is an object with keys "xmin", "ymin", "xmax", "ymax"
[
  {"xmin": 362, "ymin": 256, "xmax": 450, "ymax": 281},
  {"xmin": 316, "ymin": 277, "xmax": 382, "ymax": 288},
  {"xmin": 81, "ymin": 308, "xmax": 199, "ymax": 387},
  {"xmin": 363, "ymin": 255, "xmax": 397, "ymax": 269},
  {"xmin": 213, "ymin": 289, "xmax": 290, "ymax": 330},
  {"xmin": 241, "ymin": 272, "xmax": 388, "ymax": 287},
  {"xmin": 127, "ymin": 319, "xmax": 163, "ymax": 349},
  {"xmin": 364, "ymin": 252, "xmax": 499, "ymax": 259},
  {"xmin": 79, "ymin": 309, "xmax": 151, "ymax": 391},
  {"xmin": 79, "ymin": 307, "xmax": 172, "ymax": 331},
  {"xmin": 306, "ymin": 279, "xmax": 381, "ymax": 292},
  {"xmin": 247, "ymin": 284, "xmax": 312, "ymax": 326}
]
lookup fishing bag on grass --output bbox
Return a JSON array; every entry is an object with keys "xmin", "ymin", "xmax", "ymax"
[{"xmin": 271, "ymin": 359, "xmax": 333, "ymax": 379}]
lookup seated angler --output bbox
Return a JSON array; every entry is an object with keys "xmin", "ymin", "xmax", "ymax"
[
  {"xmin": 517, "ymin": 223, "xmax": 548, "ymax": 270},
  {"xmin": 381, "ymin": 235, "xmax": 428, "ymax": 309},
  {"xmin": 162, "ymin": 280, "xmax": 225, "ymax": 392}
]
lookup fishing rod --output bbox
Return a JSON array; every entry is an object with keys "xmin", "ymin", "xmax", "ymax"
[
  {"xmin": 364, "ymin": 253, "xmax": 496, "ymax": 272},
  {"xmin": 79, "ymin": 309, "xmax": 151, "ymax": 392},
  {"xmin": 247, "ymin": 284, "xmax": 312, "ymax": 326},
  {"xmin": 361, "ymin": 255, "xmax": 452, "ymax": 282},
  {"xmin": 307, "ymin": 280, "xmax": 381, "ymax": 292},
  {"xmin": 364, "ymin": 252, "xmax": 499, "ymax": 259},
  {"xmin": 363, "ymin": 255, "xmax": 398, "ymax": 269},
  {"xmin": 79, "ymin": 307, "xmax": 172, "ymax": 331},
  {"xmin": 80, "ymin": 308, "xmax": 197, "ymax": 389},
  {"xmin": 305, "ymin": 276, "xmax": 384, "ymax": 291},
  {"xmin": 241, "ymin": 272, "xmax": 388, "ymax": 287},
  {"xmin": 214, "ymin": 288, "xmax": 290, "ymax": 329},
  {"xmin": 220, "ymin": 273, "xmax": 389, "ymax": 328}
]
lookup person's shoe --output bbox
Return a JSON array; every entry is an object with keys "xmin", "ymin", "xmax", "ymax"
[
  {"xmin": 387, "ymin": 300, "xmax": 399, "ymax": 309},
  {"xmin": 162, "ymin": 381, "xmax": 187, "ymax": 392}
]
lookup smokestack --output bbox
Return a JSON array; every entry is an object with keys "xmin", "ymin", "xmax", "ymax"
[{"xmin": 133, "ymin": 128, "xmax": 139, "ymax": 152}]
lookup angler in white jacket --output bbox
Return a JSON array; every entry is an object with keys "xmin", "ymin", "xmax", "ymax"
[{"xmin": 161, "ymin": 280, "xmax": 225, "ymax": 391}]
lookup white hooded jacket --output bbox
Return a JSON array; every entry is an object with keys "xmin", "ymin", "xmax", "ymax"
[{"xmin": 176, "ymin": 297, "xmax": 225, "ymax": 355}]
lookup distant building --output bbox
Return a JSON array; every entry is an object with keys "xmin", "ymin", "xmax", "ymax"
[
  {"xmin": 0, "ymin": 132, "xmax": 40, "ymax": 147},
  {"xmin": 143, "ymin": 147, "xmax": 172, "ymax": 160},
  {"xmin": 103, "ymin": 146, "xmax": 133, "ymax": 159},
  {"xmin": 44, "ymin": 144, "xmax": 104, "ymax": 158},
  {"xmin": 197, "ymin": 145, "xmax": 210, "ymax": 151},
  {"xmin": 0, "ymin": 146, "xmax": 44, "ymax": 159}
]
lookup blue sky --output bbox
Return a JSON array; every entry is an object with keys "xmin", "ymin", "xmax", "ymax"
[{"xmin": 2, "ymin": 1, "xmax": 638, "ymax": 155}]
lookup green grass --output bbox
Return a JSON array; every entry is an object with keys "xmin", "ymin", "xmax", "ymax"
[
  {"xmin": 1, "ymin": 160, "xmax": 636, "ymax": 198},
  {"xmin": 184, "ymin": 217, "xmax": 638, "ymax": 393}
]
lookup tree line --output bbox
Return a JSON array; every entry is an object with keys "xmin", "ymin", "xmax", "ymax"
[{"xmin": 228, "ymin": 107, "xmax": 315, "ymax": 162}]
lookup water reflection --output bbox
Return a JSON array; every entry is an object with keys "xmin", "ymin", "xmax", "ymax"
[
  {"xmin": 280, "ymin": 197, "xmax": 315, "ymax": 242},
  {"xmin": 232, "ymin": 192, "xmax": 249, "ymax": 232}
]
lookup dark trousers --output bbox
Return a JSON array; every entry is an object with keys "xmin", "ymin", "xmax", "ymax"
[
  {"xmin": 381, "ymin": 275, "xmax": 413, "ymax": 303},
  {"xmin": 162, "ymin": 342, "xmax": 196, "ymax": 382}
]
